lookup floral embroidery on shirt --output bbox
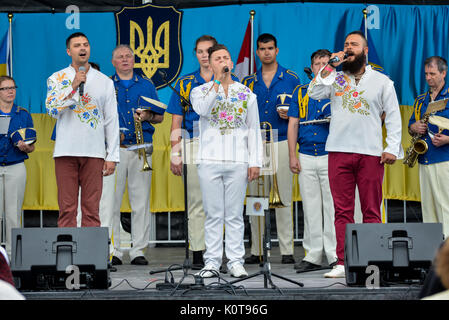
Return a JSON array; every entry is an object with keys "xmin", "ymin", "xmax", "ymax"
[
  {"xmin": 46, "ymin": 72, "xmax": 101, "ymax": 129},
  {"xmin": 333, "ymin": 74, "xmax": 370, "ymax": 116},
  {"xmin": 209, "ymin": 85, "xmax": 250, "ymax": 135},
  {"xmin": 73, "ymin": 93, "xmax": 100, "ymax": 129}
]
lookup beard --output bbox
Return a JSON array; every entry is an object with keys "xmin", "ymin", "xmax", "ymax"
[{"xmin": 342, "ymin": 51, "xmax": 366, "ymax": 75}]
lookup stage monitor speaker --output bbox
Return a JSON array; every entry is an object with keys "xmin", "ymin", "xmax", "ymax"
[
  {"xmin": 344, "ymin": 223, "xmax": 444, "ymax": 286},
  {"xmin": 10, "ymin": 227, "xmax": 110, "ymax": 290}
]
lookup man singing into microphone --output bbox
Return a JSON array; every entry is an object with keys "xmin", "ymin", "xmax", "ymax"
[
  {"xmin": 308, "ymin": 31, "xmax": 403, "ymax": 278},
  {"xmin": 46, "ymin": 32, "xmax": 120, "ymax": 228},
  {"xmin": 190, "ymin": 44, "xmax": 263, "ymax": 278}
]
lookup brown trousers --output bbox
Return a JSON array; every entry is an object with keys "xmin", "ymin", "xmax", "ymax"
[{"xmin": 55, "ymin": 156, "xmax": 104, "ymax": 227}]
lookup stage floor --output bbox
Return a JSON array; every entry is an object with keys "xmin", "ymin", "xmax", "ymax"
[{"xmin": 19, "ymin": 245, "xmax": 423, "ymax": 301}]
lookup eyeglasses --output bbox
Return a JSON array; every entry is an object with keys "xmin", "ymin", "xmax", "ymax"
[{"xmin": 0, "ymin": 86, "xmax": 17, "ymax": 91}]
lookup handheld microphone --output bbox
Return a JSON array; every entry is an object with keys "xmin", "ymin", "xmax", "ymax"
[
  {"xmin": 304, "ymin": 67, "xmax": 313, "ymax": 80},
  {"xmin": 223, "ymin": 66, "xmax": 229, "ymax": 73},
  {"xmin": 328, "ymin": 53, "xmax": 348, "ymax": 65},
  {"xmin": 79, "ymin": 66, "xmax": 86, "ymax": 97}
]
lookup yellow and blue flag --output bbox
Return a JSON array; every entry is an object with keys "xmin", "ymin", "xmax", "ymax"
[{"xmin": 0, "ymin": 27, "xmax": 12, "ymax": 76}]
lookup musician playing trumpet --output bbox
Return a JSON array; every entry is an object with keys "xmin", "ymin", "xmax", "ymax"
[
  {"xmin": 408, "ymin": 56, "xmax": 449, "ymax": 238},
  {"xmin": 103, "ymin": 45, "xmax": 164, "ymax": 266},
  {"xmin": 287, "ymin": 49, "xmax": 337, "ymax": 272}
]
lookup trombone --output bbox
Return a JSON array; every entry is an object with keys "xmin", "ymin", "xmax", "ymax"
[{"xmin": 257, "ymin": 121, "xmax": 285, "ymax": 209}]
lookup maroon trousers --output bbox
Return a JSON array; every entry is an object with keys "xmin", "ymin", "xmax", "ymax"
[
  {"xmin": 54, "ymin": 156, "xmax": 104, "ymax": 227},
  {"xmin": 328, "ymin": 152, "xmax": 384, "ymax": 265}
]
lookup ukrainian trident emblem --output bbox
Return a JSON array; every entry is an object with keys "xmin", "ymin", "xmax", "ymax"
[{"xmin": 115, "ymin": 4, "xmax": 183, "ymax": 88}]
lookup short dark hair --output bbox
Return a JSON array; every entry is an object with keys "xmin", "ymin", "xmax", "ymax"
[
  {"xmin": 194, "ymin": 35, "xmax": 218, "ymax": 52},
  {"xmin": 311, "ymin": 49, "xmax": 332, "ymax": 65},
  {"xmin": 345, "ymin": 30, "xmax": 368, "ymax": 47},
  {"xmin": 66, "ymin": 32, "xmax": 89, "ymax": 48},
  {"xmin": 256, "ymin": 33, "xmax": 277, "ymax": 49},
  {"xmin": 425, "ymin": 56, "xmax": 448, "ymax": 73},
  {"xmin": 207, "ymin": 44, "xmax": 230, "ymax": 60}
]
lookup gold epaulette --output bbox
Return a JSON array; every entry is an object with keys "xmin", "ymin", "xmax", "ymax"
[
  {"xmin": 16, "ymin": 106, "xmax": 30, "ymax": 113},
  {"xmin": 180, "ymin": 77, "xmax": 193, "ymax": 100},
  {"xmin": 242, "ymin": 74, "xmax": 256, "ymax": 92},
  {"xmin": 414, "ymin": 92, "xmax": 428, "ymax": 121},
  {"xmin": 285, "ymin": 69, "xmax": 299, "ymax": 79}
]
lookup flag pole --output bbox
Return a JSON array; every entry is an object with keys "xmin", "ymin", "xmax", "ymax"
[
  {"xmin": 250, "ymin": 10, "xmax": 255, "ymax": 75},
  {"xmin": 7, "ymin": 12, "xmax": 13, "ymax": 77},
  {"xmin": 362, "ymin": 8, "xmax": 368, "ymax": 63}
]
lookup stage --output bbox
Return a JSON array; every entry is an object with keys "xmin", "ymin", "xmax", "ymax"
[{"xmin": 17, "ymin": 246, "xmax": 423, "ymax": 301}]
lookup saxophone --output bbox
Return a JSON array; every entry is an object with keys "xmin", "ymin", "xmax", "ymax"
[
  {"xmin": 403, "ymin": 113, "xmax": 430, "ymax": 168},
  {"xmin": 134, "ymin": 110, "xmax": 152, "ymax": 171},
  {"xmin": 403, "ymin": 92, "xmax": 435, "ymax": 168}
]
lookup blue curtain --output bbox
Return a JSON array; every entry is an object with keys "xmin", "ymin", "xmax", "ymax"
[{"xmin": 0, "ymin": 3, "xmax": 448, "ymax": 113}]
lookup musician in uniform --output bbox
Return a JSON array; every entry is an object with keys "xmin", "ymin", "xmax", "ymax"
[
  {"xmin": 408, "ymin": 56, "xmax": 449, "ymax": 238},
  {"xmin": 0, "ymin": 76, "xmax": 35, "ymax": 258},
  {"xmin": 242, "ymin": 33, "xmax": 300, "ymax": 265},
  {"xmin": 308, "ymin": 31, "xmax": 403, "ymax": 278},
  {"xmin": 107, "ymin": 44, "xmax": 165, "ymax": 266},
  {"xmin": 287, "ymin": 49, "xmax": 337, "ymax": 272}
]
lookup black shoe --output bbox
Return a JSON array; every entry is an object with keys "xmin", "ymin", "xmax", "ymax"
[
  {"xmin": 281, "ymin": 255, "xmax": 295, "ymax": 264},
  {"xmin": 191, "ymin": 251, "xmax": 204, "ymax": 270},
  {"xmin": 131, "ymin": 256, "xmax": 148, "ymax": 265},
  {"xmin": 244, "ymin": 255, "xmax": 263, "ymax": 265},
  {"xmin": 294, "ymin": 260, "xmax": 321, "ymax": 271},
  {"xmin": 111, "ymin": 256, "xmax": 123, "ymax": 266}
]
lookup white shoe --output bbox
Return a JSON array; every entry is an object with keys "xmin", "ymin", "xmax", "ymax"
[
  {"xmin": 195, "ymin": 263, "xmax": 219, "ymax": 278},
  {"xmin": 229, "ymin": 263, "xmax": 248, "ymax": 278},
  {"xmin": 324, "ymin": 264, "xmax": 345, "ymax": 278}
]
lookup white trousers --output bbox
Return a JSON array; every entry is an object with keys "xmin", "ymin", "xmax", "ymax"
[
  {"xmin": 419, "ymin": 162, "xmax": 449, "ymax": 238},
  {"xmin": 248, "ymin": 140, "xmax": 294, "ymax": 256},
  {"xmin": 184, "ymin": 138, "xmax": 206, "ymax": 251},
  {"xmin": 0, "ymin": 162, "xmax": 26, "ymax": 257},
  {"xmin": 298, "ymin": 153, "xmax": 337, "ymax": 265},
  {"xmin": 197, "ymin": 162, "xmax": 248, "ymax": 270},
  {"xmin": 100, "ymin": 148, "xmax": 152, "ymax": 261}
]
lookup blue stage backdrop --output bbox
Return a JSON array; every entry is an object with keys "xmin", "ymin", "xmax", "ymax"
[{"xmin": 0, "ymin": 3, "xmax": 448, "ymax": 113}]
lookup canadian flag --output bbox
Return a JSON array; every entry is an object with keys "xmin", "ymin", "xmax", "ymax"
[{"xmin": 234, "ymin": 20, "xmax": 256, "ymax": 81}]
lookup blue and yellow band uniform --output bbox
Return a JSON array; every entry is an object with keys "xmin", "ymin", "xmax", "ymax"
[
  {"xmin": 242, "ymin": 64, "xmax": 300, "ymax": 259},
  {"xmin": 101, "ymin": 72, "xmax": 165, "ymax": 263},
  {"xmin": 408, "ymin": 84, "xmax": 449, "ymax": 237},
  {"xmin": 0, "ymin": 104, "xmax": 35, "ymax": 256},
  {"xmin": 288, "ymin": 83, "xmax": 337, "ymax": 265}
]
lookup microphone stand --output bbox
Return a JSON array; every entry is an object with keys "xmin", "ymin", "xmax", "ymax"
[{"xmin": 149, "ymin": 71, "xmax": 199, "ymax": 289}]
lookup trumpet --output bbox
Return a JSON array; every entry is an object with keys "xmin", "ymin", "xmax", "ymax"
[
  {"xmin": 133, "ymin": 109, "xmax": 152, "ymax": 171},
  {"xmin": 259, "ymin": 121, "xmax": 284, "ymax": 209}
]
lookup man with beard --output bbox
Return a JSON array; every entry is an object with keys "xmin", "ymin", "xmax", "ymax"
[{"xmin": 308, "ymin": 31, "xmax": 403, "ymax": 278}]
